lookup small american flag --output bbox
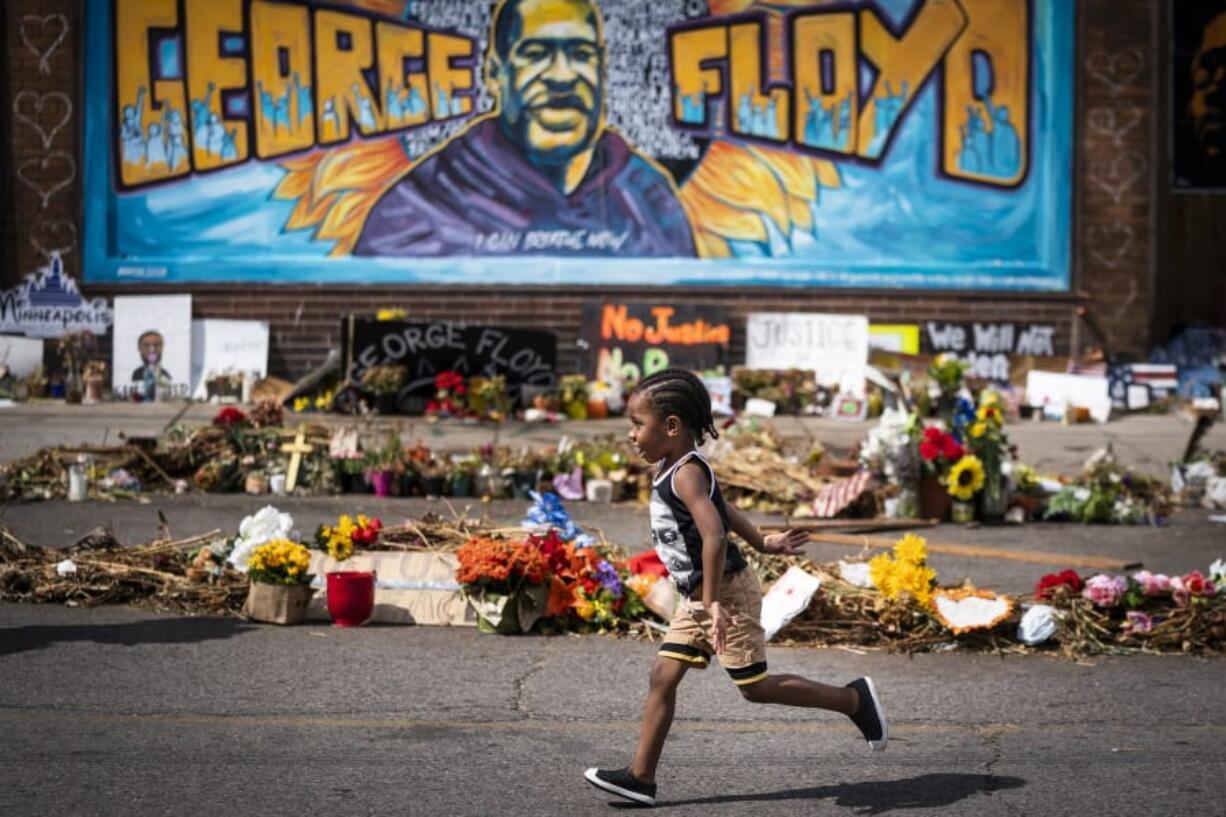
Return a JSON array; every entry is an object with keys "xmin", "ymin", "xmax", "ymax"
[{"xmin": 811, "ymin": 470, "xmax": 873, "ymax": 518}]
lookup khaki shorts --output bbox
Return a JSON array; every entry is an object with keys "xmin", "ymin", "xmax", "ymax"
[{"xmin": 657, "ymin": 568, "xmax": 768, "ymax": 686}]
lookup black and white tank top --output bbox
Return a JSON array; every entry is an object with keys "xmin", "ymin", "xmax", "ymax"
[{"xmin": 649, "ymin": 450, "xmax": 747, "ymax": 597}]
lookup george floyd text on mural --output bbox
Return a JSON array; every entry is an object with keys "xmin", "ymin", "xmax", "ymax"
[
  {"xmin": 343, "ymin": 317, "xmax": 557, "ymax": 404},
  {"xmin": 580, "ymin": 302, "xmax": 730, "ymax": 384},
  {"xmin": 85, "ymin": 0, "xmax": 1072, "ymax": 288},
  {"xmin": 924, "ymin": 321, "xmax": 1057, "ymax": 382}
]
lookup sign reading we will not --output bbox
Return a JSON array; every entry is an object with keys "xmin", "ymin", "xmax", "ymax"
[
  {"xmin": 924, "ymin": 322, "xmax": 1056, "ymax": 382},
  {"xmin": 745, "ymin": 313, "xmax": 869, "ymax": 395}
]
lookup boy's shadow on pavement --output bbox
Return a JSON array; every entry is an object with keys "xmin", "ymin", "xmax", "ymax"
[
  {"xmin": 0, "ymin": 616, "xmax": 255, "ymax": 657},
  {"xmin": 621, "ymin": 773, "xmax": 1025, "ymax": 813}
]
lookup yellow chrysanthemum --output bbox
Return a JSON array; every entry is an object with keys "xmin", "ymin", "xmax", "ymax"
[
  {"xmin": 292, "ymin": 396, "xmax": 310, "ymax": 413},
  {"xmin": 868, "ymin": 553, "xmax": 897, "ymax": 597},
  {"xmin": 947, "ymin": 455, "xmax": 986, "ymax": 500},
  {"xmin": 969, "ymin": 421, "xmax": 986, "ymax": 438},
  {"xmin": 892, "ymin": 533, "xmax": 928, "ymax": 566}
]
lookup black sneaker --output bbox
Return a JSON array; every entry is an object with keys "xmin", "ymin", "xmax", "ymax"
[
  {"xmin": 584, "ymin": 767, "xmax": 657, "ymax": 806},
  {"xmin": 847, "ymin": 676, "xmax": 888, "ymax": 752}
]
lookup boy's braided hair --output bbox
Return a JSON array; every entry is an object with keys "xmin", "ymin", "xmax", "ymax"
[{"xmin": 632, "ymin": 368, "xmax": 719, "ymax": 446}]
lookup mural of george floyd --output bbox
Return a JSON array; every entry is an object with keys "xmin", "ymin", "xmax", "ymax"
[
  {"xmin": 5, "ymin": 0, "xmax": 1220, "ymax": 378},
  {"xmin": 84, "ymin": 0, "xmax": 1071, "ymax": 290}
]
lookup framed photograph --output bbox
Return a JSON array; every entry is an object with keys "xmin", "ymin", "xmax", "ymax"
[{"xmin": 113, "ymin": 295, "xmax": 192, "ymax": 400}]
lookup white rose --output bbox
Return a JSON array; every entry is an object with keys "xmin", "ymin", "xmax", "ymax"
[{"xmin": 1017, "ymin": 604, "xmax": 1058, "ymax": 646}]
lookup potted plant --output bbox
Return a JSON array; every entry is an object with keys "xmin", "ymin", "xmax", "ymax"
[
  {"xmin": 558, "ymin": 375, "xmax": 590, "ymax": 419},
  {"xmin": 242, "ymin": 538, "xmax": 316, "ymax": 625},
  {"xmin": 334, "ymin": 454, "xmax": 367, "ymax": 493},
  {"xmin": 315, "ymin": 513, "xmax": 382, "ymax": 627},
  {"xmin": 363, "ymin": 432, "xmax": 405, "ymax": 497},
  {"xmin": 448, "ymin": 454, "xmax": 478, "ymax": 497},
  {"xmin": 360, "ymin": 364, "xmax": 406, "ymax": 415},
  {"xmin": 417, "ymin": 456, "xmax": 446, "ymax": 497}
]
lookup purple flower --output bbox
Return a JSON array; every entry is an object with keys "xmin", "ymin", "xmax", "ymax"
[
  {"xmin": 594, "ymin": 560, "xmax": 623, "ymax": 598},
  {"xmin": 1124, "ymin": 611, "xmax": 1153, "ymax": 634},
  {"xmin": 1131, "ymin": 570, "xmax": 1171, "ymax": 597},
  {"xmin": 1082, "ymin": 574, "xmax": 1128, "ymax": 608}
]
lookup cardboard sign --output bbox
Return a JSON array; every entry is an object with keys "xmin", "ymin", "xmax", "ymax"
[
  {"xmin": 190, "ymin": 319, "xmax": 269, "ymax": 399},
  {"xmin": 0, "ymin": 336, "xmax": 46, "ymax": 378},
  {"xmin": 924, "ymin": 321, "xmax": 1057, "ymax": 382},
  {"xmin": 701, "ymin": 375, "xmax": 734, "ymax": 416},
  {"xmin": 1025, "ymin": 370, "xmax": 1111, "ymax": 423},
  {"xmin": 0, "ymin": 252, "xmax": 112, "ymax": 339},
  {"xmin": 344, "ymin": 317, "xmax": 557, "ymax": 402},
  {"xmin": 113, "ymin": 295, "xmax": 192, "ymax": 400},
  {"xmin": 581, "ymin": 301, "xmax": 729, "ymax": 383},
  {"xmin": 745, "ymin": 312, "xmax": 868, "ymax": 395}
]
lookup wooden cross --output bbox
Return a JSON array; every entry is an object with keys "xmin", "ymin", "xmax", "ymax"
[{"xmin": 280, "ymin": 427, "xmax": 314, "ymax": 493}]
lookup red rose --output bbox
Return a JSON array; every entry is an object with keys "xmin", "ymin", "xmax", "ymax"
[
  {"xmin": 1035, "ymin": 569, "xmax": 1083, "ymax": 599},
  {"xmin": 212, "ymin": 407, "xmax": 247, "ymax": 428},
  {"xmin": 1182, "ymin": 571, "xmax": 1208, "ymax": 596},
  {"xmin": 942, "ymin": 436, "xmax": 964, "ymax": 461},
  {"xmin": 919, "ymin": 440, "xmax": 941, "ymax": 461},
  {"xmin": 923, "ymin": 427, "xmax": 942, "ymax": 442},
  {"xmin": 581, "ymin": 577, "xmax": 599, "ymax": 595}
]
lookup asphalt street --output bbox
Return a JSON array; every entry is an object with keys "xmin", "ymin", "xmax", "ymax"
[{"xmin": 2, "ymin": 408, "xmax": 1224, "ymax": 814}]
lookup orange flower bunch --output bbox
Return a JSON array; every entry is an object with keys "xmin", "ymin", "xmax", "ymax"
[{"xmin": 456, "ymin": 536, "xmax": 547, "ymax": 589}]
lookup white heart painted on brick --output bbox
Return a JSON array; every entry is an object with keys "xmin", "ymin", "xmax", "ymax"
[
  {"xmin": 1088, "ymin": 152, "xmax": 1147, "ymax": 203},
  {"xmin": 16, "ymin": 151, "xmax": 77, "ymax": 209},
  {"xmin": 1084, "ymin": 49, "xmax": 1144, "ymax": 96},
  {"xmin": 19, "ymin": 14, "xmax": 69, "ymax": 75},
  {"xmin": 13, "ymin": 91, "xmax": 73, "ymax": 150},
  {"xmin": 1086, "ymin": 107, "xmax": 1143, "ymax": 147},
  {"xmin": 1086, "ymin": 222, "xmax": 1134, "ymax": 269},
  {"xmin": 30, "ymin": 219, "xmax": 78, "ymax": 258}
]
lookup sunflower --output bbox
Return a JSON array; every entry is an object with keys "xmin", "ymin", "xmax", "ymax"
[{"xmin": 947, "ymin": 455, "xmax": 986, "ymax": 500}]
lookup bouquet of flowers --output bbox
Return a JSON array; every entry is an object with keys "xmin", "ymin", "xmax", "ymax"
[
  {"xmin": 246, "ymin": 539, "xmax": 314, "ymax": 586},
  {"xmin": 868, "ymin": 533, "xmax": 937, "ymax": 609},
  {"xmin": 314, "ymin": 514, "xmax": 382, "ymax": 562},
  {"xmin": 426, "ymin": 371, "xmax": 467, "ymax": 418}
]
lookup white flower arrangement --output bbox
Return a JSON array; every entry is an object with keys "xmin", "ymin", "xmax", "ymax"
[
  {"xmin": 859, "ymin": 408, "xmax": 918, "ymax": 485},
  {"xmin": 227, "ymin": 505, "xmax": 295, "ymax": 573}
]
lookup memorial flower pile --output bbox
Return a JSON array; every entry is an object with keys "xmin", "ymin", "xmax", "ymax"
[
  {"xmin": 314, "ymin": 514, "xmax": 382, "ymax": 562},
  {"xmin": 455, "ymin": 528, "xmax": 648, "ymax": 632},
  {"xmin": 1028, "ymin": 563, "xmax": 1226, "ymax": 654}
]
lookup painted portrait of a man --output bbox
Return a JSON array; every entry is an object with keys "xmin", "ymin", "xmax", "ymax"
[
  {"xmin": 1173, "ymin": 4, "xmax": 1226, "ymax": 189},
  {"xmin": 354, "ymin": 0, "xmax": 696, "ymax": 257}
]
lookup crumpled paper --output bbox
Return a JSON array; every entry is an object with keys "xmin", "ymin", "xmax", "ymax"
[{"xmin": 1017, "ymin": 604, "xmax": 1059, "ymax": 646}]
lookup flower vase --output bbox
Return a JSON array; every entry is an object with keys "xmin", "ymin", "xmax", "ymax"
[
  {"xmin": 326, "ymin": 571, "xmax": 376, "ymax": 627},
  {"xmin": 951, "ymin": 500, "xmax": 976, "ymax": 523},
  {"xmin": 369, "ymin": 469, "xmax": 397, "ymax": 497},
  {"xmin": 374, "ymin": 393, "xmax": 398, "ymax": 415},
  {"xmin": 449, "ymin": 474, "xmax": 473, "ymax": 497},
  {"xmin": 918, "ymin": 475, "xmax": 951, "ymax": 521},
  {"xmin": 421, "ymin": 475, "xmax": 445, "ymax": 497},
  {"xmin": 510, "ymin": 470, "xmax": 537, "ymax": 499},
  {"xmin": 977, "ymin": 466, "xmax": 1007, "ymax": 524}
]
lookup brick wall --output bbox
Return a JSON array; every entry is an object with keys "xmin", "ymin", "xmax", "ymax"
[
  {"xmin": 3, "ymin": 0, "xmax": 81, "ymax": 288},
  {"xmin": 2, "ymin": 0, "xmax": 1161, "ymax": 381}
]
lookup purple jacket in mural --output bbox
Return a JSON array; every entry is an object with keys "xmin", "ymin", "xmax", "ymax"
[{"xmin": 354, "ymin": 118, "xmax": 696, "ymax": 258}]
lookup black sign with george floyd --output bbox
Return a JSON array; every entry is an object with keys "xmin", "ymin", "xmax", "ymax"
[{"xmin": 343, "ymin": 317, "xmax": 557, "ymax": 402}]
